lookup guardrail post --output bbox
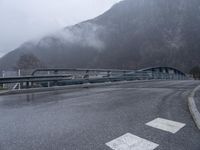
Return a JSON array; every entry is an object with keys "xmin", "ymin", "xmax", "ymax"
[
  {"xmin": 48, "ymin": 71, "xmax": 50, "ymax": 87},
  {"xmin": 18, "ymin": 69, "xmax": 21, "ymax": 89},
  {"xmin": 2, "ymin": 71, "xmax": 5, "ymax": 89}
]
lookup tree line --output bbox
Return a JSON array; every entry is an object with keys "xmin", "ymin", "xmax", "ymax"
[{"xmin": 189, "ymin": 66, "xmax": 200, "ymax": 80}]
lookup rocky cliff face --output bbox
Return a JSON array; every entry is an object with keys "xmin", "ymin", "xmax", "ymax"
[{"xmin": 1, "ymin": 0, "xmax": 200, "ymax": 72}]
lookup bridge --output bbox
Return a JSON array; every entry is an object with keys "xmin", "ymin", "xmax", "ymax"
[{"xmin": 0, "ymin": 66, "xmax": 188, "ymax": 90}]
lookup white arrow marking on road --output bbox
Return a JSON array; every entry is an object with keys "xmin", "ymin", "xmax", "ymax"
[
  {"xmin": 106, "ymin": 133, "xmax": 159, "ymax": 150},
  {"xmin": 146, "ymin": 118, "xmax": 186, "ymax": 134}
]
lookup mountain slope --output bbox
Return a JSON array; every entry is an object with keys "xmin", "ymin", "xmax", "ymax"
[{"xmin": 1, "ymin": 0, "xmax": 200, "ymax": 72}]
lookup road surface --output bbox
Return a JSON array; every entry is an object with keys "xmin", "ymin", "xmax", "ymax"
[{"xmin": 0, "ymin": 80, "xmax": 199, "ymax": 150}]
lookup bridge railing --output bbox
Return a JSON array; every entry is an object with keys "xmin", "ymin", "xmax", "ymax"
[{"xmin": 0, "ymin": 68, "xmax": 188, "ymax": 90}]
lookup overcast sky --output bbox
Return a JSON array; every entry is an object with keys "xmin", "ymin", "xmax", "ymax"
[{"xmin": 0, "ymin": 0, "xmax": 122, "ymax": 57}]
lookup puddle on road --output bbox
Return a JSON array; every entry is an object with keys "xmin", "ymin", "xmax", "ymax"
[
  {"xmin": 0, "ymin": 92, "xmax": 61, "ymax": 108},
  {"xmin": 0, "ymin": 87, "xmax": 120, "ymax": 108},
  {"xmin": 0, "ymin": 88, "xmax": 137, "ymax": 108}
]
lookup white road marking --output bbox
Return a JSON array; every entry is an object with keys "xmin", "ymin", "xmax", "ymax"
[
  {"xmin": 106, "ymin": 133, "xmax": 159, "ymax": 150},
  {"xmin": 146, "ymin": 118, "xmax": 186, "ymax": 134}
]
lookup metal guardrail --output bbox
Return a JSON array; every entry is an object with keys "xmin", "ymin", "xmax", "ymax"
[
  {"xmin": 0, "ymin": 68, "xmax": 188, "ymax": 90},
  {"xmin": 31, "ymin": 68, "xmax": 133, "ymax": 76},
  {"xmin": 0, "ymin": 75, "xmax": 72, "ymax": 84}
]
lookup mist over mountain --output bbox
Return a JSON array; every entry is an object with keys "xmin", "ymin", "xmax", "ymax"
[{"xmin": 1, "ymin": 0, "xmax": 200, "ymax": 72}]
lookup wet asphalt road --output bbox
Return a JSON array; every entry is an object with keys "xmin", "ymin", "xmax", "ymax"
[{"xmin": 0, "ymin": 80, "xmax": 200, "ymax": 150}]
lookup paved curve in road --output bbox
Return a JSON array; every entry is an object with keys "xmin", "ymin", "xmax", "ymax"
[{"xmin": 0, "ymin": 80, "xmax": 200, "ymax": 150}]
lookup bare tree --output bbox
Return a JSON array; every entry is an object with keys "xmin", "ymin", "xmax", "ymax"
[{"xmin": 16, "ymin": 53, "xmax": 44, "ymax": 70}]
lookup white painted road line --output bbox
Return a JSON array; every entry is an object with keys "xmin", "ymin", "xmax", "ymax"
[
  {"xmin": 106, "ymin": 133, "xmax": 159, "ymax": 150},
  {"xmin": 146, "ymin": 118, "xmax": 186, "ymax": 134}
]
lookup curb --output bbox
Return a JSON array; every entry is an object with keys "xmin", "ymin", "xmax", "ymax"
[{"xmin": 188, "ymin": 85, "xmax": 200, "ymax": 130}]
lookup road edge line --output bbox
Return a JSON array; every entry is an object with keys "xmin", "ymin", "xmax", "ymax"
[{"xmin": 188, "ymin": 85, "xmax": 200, "ymax": 130}]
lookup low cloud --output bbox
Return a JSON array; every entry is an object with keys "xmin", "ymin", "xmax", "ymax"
[
  {"xmin": 57, "ymin": 22, "xmax": 105, "ymax": 50},
  {"xmin": 0, "ymin": 0, "xmax": 122, "ymax": 56}
]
